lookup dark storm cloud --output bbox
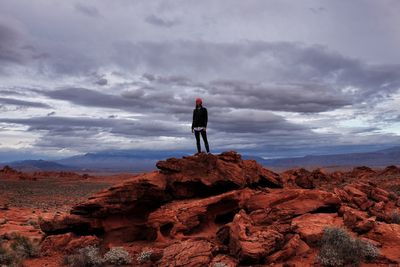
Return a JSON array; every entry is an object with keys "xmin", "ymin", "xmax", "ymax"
[
  {"xmin": 0, "ymin": 19, "xmax": 49, "ymax": 74},
  {"xmin": 210, "ymin": 109, "xmax": 309, "ymax": 133},
  {"xmin": 41, "ymin": 82, "xmax": 346, "ymax": 116},
  {"xmin": 0, "ymin": 21, "xmax": 24, "ymax": 64},
  {"xmin": 74, "ymin": 3, "xmax": 101, "ymax": 18},
  {"xmin": 111, "ymin": 41, "xmax": 400, "ymax": 104},
  {"xmin": 95, "ymin": 78, "xmax": 108, "ymax": 86},
  {"xmin": 42, "ymin": 87, "xmax": 190, "ymax": 115},
  {"xmin": 0, "ymin": 116, "xmax": 185, "ymax": 137},
  {"xmin": 207, "ymin": 80, "xmax": 351, "ymax": 113},
  {"xmin": 0, "ymin": 97, "xmax": 51, "ymax": 108},
  {"xmin": 145, "ymin": 14, "xmax": 181, "ymax": 28},
  {"xmin": 19, "ymin": 38, "xmax": 399, "ymax": 113}
]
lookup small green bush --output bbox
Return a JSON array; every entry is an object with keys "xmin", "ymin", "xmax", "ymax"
[
  {"xmin": 317, "ymin": 227, "xmax": 379, "ymax": 266},
  {"xmin": 103, "ymin": 247, "xmax": 132, "ymax": 265}
]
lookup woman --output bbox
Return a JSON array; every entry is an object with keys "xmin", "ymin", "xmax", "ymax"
[{"xmin": 191, "ymin": 98, "xmax": 210, "ymax": 154}]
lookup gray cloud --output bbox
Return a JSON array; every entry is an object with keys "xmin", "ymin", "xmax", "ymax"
[
  {"xmin": 145, "ymin": 14, "xmax": 180, "ymax": 28},
  {"xmin": 0, "ymin": 21, "xmax": 24, "ymax": 64},
  {"xmin": 0, "ymin": 116, "xmax": 185, "ymax": 137},
  {"xmin": 74, "ymin": 3, "xmax": 101, "ymax": 18},
  {"xmin": 0, "ymin": 97, "xmax": 51, "ymax": 108},
  {"xmin": 111, "ymin": 41, "xmax": 400, "ymax": 103},
  {"xmin": 95, "ymin": 78, "xmax": 108, "ymax": 86}
]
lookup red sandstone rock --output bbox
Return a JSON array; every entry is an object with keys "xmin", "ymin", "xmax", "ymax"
[
  {"xmin": 157, "ymin": 151, "xmax": 282, "ymax": 198},
  {"xmin": 291, "ymin": 213, "xmax": 344, "ymax": 245},
  {"xmin": 351, "ymin": 166, "xmax": 376, "ymax": 179},
  {"xmin": 147, "ymin": 189, "xmax": 253, "ymax": 241},
  {"xmin": 40, "ymin": 233, "xmax": 100, "ymax": 255},
  {"xmin": 267, "ymin": 234, "xmax": 310, "ymax": 263},
  {"xmin": 370, "ymin": 187, "xmax": 390, "ymax": 203},
  {"xmin": 366, "ymin": 223, "xmax": 400, "ymax": 264},
  {"xmin": 281, "ymin": 168, "xmax": 315, "ymax": 189},
  {"xmin": 339, "ymin": 206, "xmax": 375, "ymax": 233},
  {"xmin": 245, "ymin": 189, "xmax": 341, "ymax": 225},
  {"xmin": 158, "ymin": 239, "xmax": 216, "ymax": 267},
  {"xmin": 227, "ymin": 210, "xmax": 284, "ymax": 264},
  {"xmin": 379, "ymin": 165, "xmax": 400, "ymax": 176}
]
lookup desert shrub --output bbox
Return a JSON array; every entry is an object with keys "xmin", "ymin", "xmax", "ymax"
[
  {"xmin": 136, "ymin": 250, "xmax": 153, "ymax": 264},
  {"xmin": 358, "ymin": 240, "xmax": 380, "ymax": 261},
  {"xmin": 63, "ymin": 245, "xmax": 104, "ymax": 267},
  {"xmin": 391, "ymin": 211, "xmax": 400, "ymax": 224},
  {"xmin": 64, "ymin": 246, "xmax": 133, "ymax": 267},
  {"xmin": 10, "ymin": 234, "xmax": 39, "ymax": 258},
  {"xmin": 0, "ymin": 246, "xmax": 14, "ymax": 265},
  {"xmin": 103, "ymin": 247, "xmax": 132, "ymax": 265},
  {"xmin": 317, "ymin": 227, "xmax": 379, "ymax": 266}
]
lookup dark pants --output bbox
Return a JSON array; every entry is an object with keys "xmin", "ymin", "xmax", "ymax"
[{"xmin": 194, "ymin": 129, "xmax": 210, "ymax": 153}]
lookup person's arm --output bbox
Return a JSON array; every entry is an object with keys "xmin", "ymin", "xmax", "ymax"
[
  {"xmin": 191, "ymin": 109, "xmax": 195, "ymax": 132},
  {"xmin": 204, "ymin": 108, "xmax": 208, "ymax": 129}
]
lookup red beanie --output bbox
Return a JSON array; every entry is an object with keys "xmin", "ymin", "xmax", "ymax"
[{"xmin": 195, "ymin": 98, "xmax": 202, "ymax": 105}]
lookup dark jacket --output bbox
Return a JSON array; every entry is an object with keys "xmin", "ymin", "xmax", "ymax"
[{"xmin": 192, "ymin": 106, "xmax": 208, "ymax": 129}]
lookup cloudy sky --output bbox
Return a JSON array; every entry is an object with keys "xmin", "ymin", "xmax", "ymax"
[{"xmin": 0, "ymin": 0, "xmax": 400, "ymax": 160}]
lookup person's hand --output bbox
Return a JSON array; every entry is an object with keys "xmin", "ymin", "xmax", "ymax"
[
  {"xmin": 191, "ymin": 128, "xmax": 194, "ymax": 133},
  {"xmin": 204, "ymin": 128, "xmax": 207, "ymax": 132}
]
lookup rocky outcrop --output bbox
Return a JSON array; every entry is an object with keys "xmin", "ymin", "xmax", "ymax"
[
  {"xmin": 226, "ymin": 210, "xmax": 284, "ymax": 264},
  {"xmin": 38, "ymin": 152, "xmax": 400, "ymax": 266}
]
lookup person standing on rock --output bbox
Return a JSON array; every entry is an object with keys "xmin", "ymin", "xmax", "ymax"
[{"xmin": 191, "ymin": 98, "xmax": 210, "ymax": 154}]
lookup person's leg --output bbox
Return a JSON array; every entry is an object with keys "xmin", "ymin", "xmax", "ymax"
[
  {"xmin": 194, "ymin": 130, "xmax": 201, "ymax": 153},
  {"xmin": 200, "ymin": 130, "xmax": 210, "ymax": 153}
]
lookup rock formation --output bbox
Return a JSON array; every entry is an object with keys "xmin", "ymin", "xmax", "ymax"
[{"xmin": 39, "ymin": 151, "xmax": 400, "ymax": 266}]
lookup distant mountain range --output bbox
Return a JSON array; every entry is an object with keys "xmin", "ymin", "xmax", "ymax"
[
  {"xmin": 1, "ymin": 147, "xmax": 400, "ymax": 173},
  {"xmin": 259, "ymin": 146, "xmax": 400, "ymax": 169},
  {"xmin": 0, "ymin": 150, "xmax": 190, "ymax": 173},
  {"xmin": 0, "ymin": 159, "xmax": 74, "ymax": 172}
]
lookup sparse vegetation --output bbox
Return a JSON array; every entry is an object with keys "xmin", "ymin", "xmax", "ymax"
[
  {"xmin": 103, "ymin": 247, "xmax": 132, "ymax": 265},
  {"xmin": 391, "ymin": 210, "xmax": 400, "ymax": 224},
  {"xmin": 63, "ymin": 245, "xmax": 103, "ymax": 267},
  {"xmin": 64, "ymin": 245, "xmax": 132, "ymax": 267},
  {"xmin": 214, "ymin": 262, "xmax": 229, "ymax": 267},
  {"xmin": 0, "ymin": 246, "xmax": 14, "ymax": 265},
  {"xmin": 136, "ymin": 250, "xmax": 153, "ymax": 264},
  {"xmin": 0, "ymin": 234, "xmax": 39, "ymax": 266},
  {"xmin": 10, "ymin": 234, "xmax": 39, "ymax": 258},
  {"xmin": 317, "ymin": 227, "xmax": 379, "ymax": 266}
]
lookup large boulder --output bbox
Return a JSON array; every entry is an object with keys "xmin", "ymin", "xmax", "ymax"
[{"xmin": 157, "ymin": 151, "xmax": 282, "ymax": 198}]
